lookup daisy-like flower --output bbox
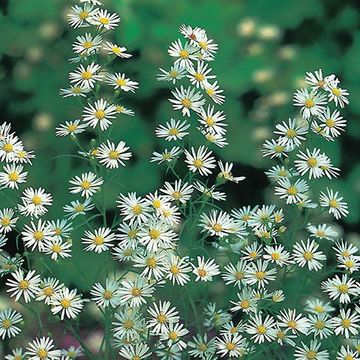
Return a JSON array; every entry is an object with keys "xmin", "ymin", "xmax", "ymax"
[
  {"xmin": 198, "ymin": 105, "xmax": 227, "ymax": 135},
  {"xmin": 275, "ymin": 178, "xmax": 309, "ymax": 204},
  {"xmin": 265, "ymin": 165, "xmax": 296, "ymax": 181},
  {"xmin": 244, "ymin": 260, "xmax": 277, "ymax": 288},
  {"xmin": 189, "ymin": 333, "xmax": 216, "ymax": 359},
  {"xmin": 263, "ymin": 245, "xmax": 292, "ymax": 267},
  {"xmin": 103, "ymin": 41, "xmax": 132, "ymax": 58},
  {"xmin": 307, "ymin": 313, "xmax": 335, "ymax": 339},
  {"xmin": 151, "ymin": 147, "xmax": 182, "ymax": 164},
  {"xmin": 90, "ymin": 279, "xmax": 121, "ymax": 308},
  {"xmin": 332, "ymin": 308, "xmax": 360, "ymax": 339},
  {"xmin": 164, "ymin": 255, "xmax": 192, "ymax": 286},
  {"xmin": 222, "ymin": 260, "xmax": 247, "ymax": 288},
  {"xmin": 179, "ymin": 24, "xmax": 206, "ymax": 42},
  {"xmin": 305, "ymin": 298, "xmax": 335, "ymax": 314},
  {"xmin": 318, "ymin": 107, "xmax": 346, "ymax": 138},
  {"xmin": 0, "ymin": 309, "xmax": 22, "ymax": 339},
  {"xmin": 69, "ymin": 62, "xmax": 102, "ymax": 89},
  {"xmin": 155, "ymin": 118, "xmax": 190, "ymax": 141},
  {"xmin": 200, "ymin": 210, "xmax": 239, "ymax": 238},
  {"xmin": 193, "ymin": 181, "xmax": 226, "ymax": 201},
  {"xmin": 294, "ymin": 340, "xmax": 329, "ymax": 360},
  {"xmin": 82, "ymin": 99, "xmax": 117, "ymax": 131},
  {"xmin": 321, "ymin": 274, "xmax": 359, "ymax": 304},
  {"xmin": 47, "ymin": 220, "xmax": 72, "ymax": 241},
  {"xmin": 115, "ymin": 104, "xmax": 134, "ymax": 116},
  {"xmin": 333, "ymin": 240, "xmax": 358, "ymax": 258},
  {"xmin": 22, "ymin": 219, "xmax": 53, "ymax": 252},
  {"xmin": 82, "ymin": 227, "xmax": 115, "ymax": 253},
  {"xmin": 18, "ymin": 187, "xmax": 53, "ymax": 218},
  {"xmin": 262, "ymin": 138, "xmax": 291, "ymax": 158},
  {"xmin": 138, "ymin": 218, "xmax": 177, "ymax": 252},
  {"xmin": 217, "ymin": 161, "xmax": 245, "ymax": 183},
  {"xmin": 0, "ymin": 164, "xmax": 27, "ymax": 189},
  {"xmin": 26, "ymin": 337, "xmax": 61, "ymax": 360},
  {"xmin": 105, "ymin": 73, "xmax": 138, "ymax": 92},
  {"xmin": 204, "ymin": 81, "xmax": 225, "ymax": 104},
  {"xmin": 295, "ymin": 148, "xmax": 327, "ymax": 179},
  {"xmin": 201, "ymin": 129, "xmax": 228, "ymax": 147},
  {"xmin": 187, "ymin": 61, "xmax": 216, "ymax": 88},
  {"xmin": 118, "ymin": 277, "xmax": 155, "ymax": 307},
  {"xmin": 159, "ymin": 322, "xmax": 189, "ymax": 350},
  {"xmin": 90, "ymin": 8, "xmax": 121, "ymax": 30},
  {"xmin": 59, "ymin": 85, "xmax": 91, "ymax": 98},
  {"xmin": 112, "ymin": 308, "xmax": 144, "ymax": 340},
  {"xmin": 241, "ymin": 243, "xmax": 263, "ymax": 262},
  {"xmin": 196, "ymin": 31, "xmax": 219, "ymax": 56},
  {"xmin": 274, "ymin": 118, "xmax": 308, "ymax": 148},
  {"xmin": 5, "ymin": 348, "xmax": 25, "ymax": 360},
  {"xmin": 326, "ymin": 79, "xmax": 349, "ymax": 108},
  {"xmin": 119, "ymin": 344, "xmax": 151, "ymax": 360},
  {"xmin": 0, "ymin": 208, "xmax": 18, "ymax": 233},
  {"xmin": 6, "ymin": 269, "xmax": 41, "ymax": 303},
  {"xmin": 72, "ymin": 33, "xmax": 102, "ymax": 56},
  {"xmin": 305, "ymin": 69, "xmax": 335, "ymax": 90},
  {"xmin": 293, "ymin": 88, "xmax": 327, "ymax": 119},
  {"xmin": 0, "ymin": 134, "xmax": 23, "ymax": 162},
  {"xmin": 69, "ymin": 172, "xmax": 103, "ymax": 198},
  {"xmin": 133, "ymin": 251, "xmax": 166, "ymax": 280},
  {"xmin": 168, "ymin": 39, "xmax": 198, "ymax": 68},
  {"xmin": 63, "ymin": 198, "xmax": 94, "ymax": 219},
  {"xmin": 157, "ymin": 64, "xmax": 187, "ymax": 84},
  {"xmin": 293, "ymin": 239, "xmax": 326, "ymax": 271},
  {"xmin": 307, "ymin": 223, "xmax": 337, "ymax": 241},
  {"xmin": 44, "ymin": 238, "xmax": 72, "ymax": 261},
  {"xmin": 96, "ymin": 140, "xmax": 132, "ymax": 169},
  {"xmin": 230, "ymin": 287, "xmax": 257, "ymax": 313},
  {"xmin": 147, "ymin": 301, "xmax": 180, "ymax": 335},
  {"xmin": 55, "ymin": 119, "xmax": 87, "ymax": 137},
  {"xmin": 60, "ymin": 346, "xmax": 83, "ymax": 360},
  {"xmin": 192, "ymin": 256, "xmax": 220, "ymax": 282},
  {"xmin": 216, "ymin": 333, "xmax": 246, "ymax": 358},
  {"xmin": 50, "ymin": 287, "xmax": 83, "ymax": 320},
  {"xmin": 169, "ymin": 86, "xmax": 205, "ymax": 117},
  {"xmin": 184, "ymin": 145, "xmax": 216, "ymax": 176},
  {"xmin": 161, "ymin": 180, "xmax": 193, "ymax": 204},
  {"xmin": 36, "ymin": 278, "xmax": 64, "ymax": 305},
  {"xmin": 117, "ymin": 192, "xmax": 151, "ymax": 225},
  {"xmin": 319, "ymin": 188, "xmax": 349, "ymax": 219},
  {"xmin": 67, "ymin": 3, "xmax": 97, "ymax": 28},
  {"xmin": 246, "ymin": 313, "xmax": 276, "ymax": 343},
  {"xmin": 338, "ymin": 255, "xmax": 360, "ymax": 273},
  {"xmin": 277, "ymin": 309, "xmax": 310, "ymax": 335},
  {"xmin": 336, "ymin": 346, "xmax": 359, "ymax": 360}
]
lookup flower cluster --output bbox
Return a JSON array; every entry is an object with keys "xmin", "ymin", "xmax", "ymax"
[{"xmin": 0, "ymin": 1, "xmax": 358, "ymax": 359}]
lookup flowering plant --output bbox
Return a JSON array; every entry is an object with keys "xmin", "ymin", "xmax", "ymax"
[{"xmin": 0, "ymin": 1, "xmax": 357, "ymax": 360}]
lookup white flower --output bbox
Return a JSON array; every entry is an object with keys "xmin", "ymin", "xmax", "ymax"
[
  {"xmin": 200, "ymin": 210, "xmax": 240, "ymax": 238},
  {"xmin": 155, "ymin": 118, "xmax": 190, "ymax": 141},
  {"xmin": 151, "ymin": 147, "xmax": 182, "ymax": 164},
  {"xmin": 169, "ymin": 86, "xmax": 205, "ymax": 117},
  {"xmin": 277, "ymin": 309, "xmax": 310, "ymax": 335},
  {"xmin": 332, "ymin": 308, "xmax": 360, "ymax": 339},
  {"xmin": 105, "ymin": 73, "xmax": 138, "ymax": 92},
  {"xmin": 192, "ymin": 256, "xmax": 220, "ymax": 282},
  {"xmin": 0, "ymin": 208, "xmax": 18, "ymax": 233},
  {"xmin": 204, "ymin": 81, "xmax": 225, "ymax": 104},
  {"xmin": 336, "ymin": 345, "xmax": 359, "ymax": 360},
  {"xmin": 44, "ymin": 238, "xmax": 72, "ymax": 261},
  {"xmin": 133, "ymin": 251, "xmax": 166, "ymax": 279},
  {"xmin": 159, "ymin": 322, "xmax": 189, "ymax": 350},
  {"xmin": 262, "ymin": 138, "xmax": 291, "ymax": 158},
  {"xmin": 18, "ymin": 187, "xmax": 53, "ymax": 218},
  {"xmin": 184, "ymin": 145, "xmax": 216, "ymax": 176},
  {"xmin": 119, "ymin": 344, "xmax": 151, "ymax": 360},
  {"xmin": 55, "ymin": 119, "xmax": 87, "ymax": 137},
  {"xmin": 112, "ymin": 309, "xmax": 144, "ymax": 341},
  {"xmin": 160, "ymin": 180, "xmax": 193, "ymax": 203},
  {"xmin": 59, "ymin": 85, "xmax": 91, "ymax": 98},
  {"xmin": 318, "ymin": 107, "xmax": 346, "ymax": 138},
  {"xmin": 244, "ymin": 260, "xmax": 277, "ymax": 288},
  {"xmin": 198, "ymin": 105, "xmax": 227, "ymax": 135},
  {"xmin": 246, "ymin": 313, "xmax": 276, "ymax": 343},
  {"xmin": 69, "ymin": 62, "xmax": 102, "ymax": 89},
  {"xmin": 217, "ymin": 161, "xmax": 245, "ymax": 183},
  {"xmin": 0, "ymin": 164, "xmax": 27, "ymax": 189},
  {"xmin": 72, "ymin": 33, "xmax": 102, "ymax": 56},
  {"xmin": 69, "ymin": 172, "xmax": 103, "ymax": 198},
  {"xmin": 63, "ymin": 198, "xmax": 94, "ymax": 219},
  {"xmin": 325, "ymin": 79, "xmax": 349, "ymax": 108},
  {"xmin": 222, "ymin": 260, "xmax": 247, "ymax": 288},
  {"xmin": 50, "ymin": 287, "xmax": 84, "ymax": 320},
  {"xmin": 294, "ymin": 340, "xmax": 329, "ymax": 360},
  {"xmin": 292, "ymin": 239, "xmax": 326, "ymax": 271},
  {"xmin": 216, "ymin": 333, "xmax": 246, "ymax": 358},
  {"xmin": 82, "ymin": 227, "xmax": 115, "ymax": 253},
  {"xmin": 293, "ymin": 88, "xmax": 327, "ymax": 119},
  {"xmin": 274, "ymin": 118, "xmax": 308, "ymax": 148},
  {"xmin": 26, "ymin": 337, "xmax": 61, "ymax": 360},
  {"xmin": 157, "ymin": 64, "xmax": 187, "ymax": 84},
  {"xmin": 319, "ymin": 188, "xmax": 348, "ymax": 219},
  {"xmin": 82, "ymin": 99, "xmax": 117, "ymax": 131},
  {"xmin": 36, "ymin": 277, "xmax": 64, "ymax": 305},
  {"xmin": 321, "ymin": 274, "xmax": 359, "ymax": 304},
  {"xmin": 168, "ymin": 39, "xmax": 198, "ymax": 68},
  {"xmin": 187, "ymin": 61, "xmax": 216, "ymax": 88},
  {"xmin": 230, "ymin": 287, "xmax": 257, "ymax": 313},
  {"xmin": 164, "ymin": 255, "xmax": 192, "ymax": 286},
  {"xmin": 0, "ymin": 309, "xmax": 22, "ymax": 339},
  {"xmin": 307, "ymin": 223, "xmax": 337, "ymax": 241},
  {"xmin": 96, "ymin": 140, "xmax": 132, "ymax": 169},
  {"xmin": 117, "ymin": 192, "xmax": 151, "ymax": 225},
  {"xmin": 6, "ymin": 269, "xmax": 41, "ymax": 303},
  {"xmin": 67, "ymin": 3, "xmax": 97, "ymax": 28},
  {"xmin": 304, "ymin": 69, "xmax": 335, "ymax": 90},
  {"xmin": 103, "ymin": 41, "xmax": 132, "ymax": 58},
  {"xmin": 307, "ymin": 313, "xmax": 335, "ymax": 339},
  {"xmin": 147, "ymin": 301, "xmax": 179, "ymax": 335},
  {"xmin": 118, "ymin": 277, "xmax": 155, "ymax": 307},
  {"xmin": 0, "ymin": 134, "xmax": 23, "ymax": 162},
  {"xmin": 22, "ymin": 219, "xmax": 53, "ymax": 252},
  {"xmin": 5, "ymin": 348, "xmax": 25, "ymax": 360},
  {"xmin": 263, "ymin": 245, "xmax": 292, "ymax": 267},
  {"xmin": 47, "ymin": 219, "xmax": 72, "ymax": 241},
  {"xmin": 274, "ymin": 178, "xmax": 309, "ymax": 204},
  {"xmin": 90, "ymin": 279, "xmax": 121, "ymax": 308},
  {"xmin": 90, "ymin": 8, "xmax": 121, "ymax": 30}
]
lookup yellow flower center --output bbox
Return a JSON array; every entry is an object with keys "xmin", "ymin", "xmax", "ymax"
[
  {"xmin": 169, "ymin": 70, "xmax": 179, "ymax": 78},
  {"xmin": 94, "ymin": 235, "xmax": 104, "ymax": 245},
  {"xmin": 37, "ymin": 348, "xmax": 48, "ymax": 359},
  {"xmin": 198, "ymin": 343, "xmax": 207, "ymax": 352},
  {"xmin": 95, "ymin": 110, "xmax": 105, "ymax": 120},
  {"xmin": 181, "ymin": 98, "xmax": 192, "ymax": 108},
  {"xmin": 2, "ymin": 319, "xmax": 11, "ymax": 329},
  {"xmin": 170, "ymin": 265, "xmax": 180, "ymax": 274},
  {"xmin": 8, "ymin": 172, "xmax": 19, "ymax": 181},
  {"xmin": 32, "ymin": 195, "xmax": 42, "ymax": 205},
  {"xmin": 329, "ymin": 199, "xmax": 338, "ymax": 208},
  {"xmin": 3, "ymin": 143, "xmax": 13, "ymax": 152},
  {"xmin": 146, "ymin": 257, "xmax": 157, "ymax": 268},
  {"xmin": 314, "ymin": 305, "xmax": 324, "ymax": 313},
  {"xmin": 123, "ymin": 319, "xmax": 134, "ymax": 329},
  {"xmin": 257, "ymin": 325, "xmax": 267, "ymax": 334},
  {"xmin": 287, "ymin": 186, "xmax": 297, "ymax": 195},
  {"xmin": 131, "ymin": 287, "xmax": 142, "ymax": 297},
  {"xmin": 19, "ymin": 280, "xmax": 29, "ymax": 289},
  {"xmin": 103, "ymin": 290, "xmax": 113, "ymax": 300},
  {"xmin": 303, "ymin": 251, "xmax": 314, "ymax": 261},
  {"xmin": 307, "ymin": 157, "xmax": 317, "ymax": 167},
  {"xmin": 195, "ymin": 73, "xmax": 205, "ymax": 81},
  {"xmin": 111, "ymin": 46, "xmax": 122, "ymax": 55},
  {"xmin": 116, "ymin": 79, "xmax": 127, "ymax": 87},
  {"xmin": 169, "ymin": 331, "xmax": 178, "ymax": 341},
  {"xmin": 61, "ymin": 298, "xmax": 71, "ymax": 309},
  {"xmin": 271, "ymin": 252, "xmax": 281, "ymax": 260},
  {"xmin": 235, "ymin": 271, "xmax": 244, "ymax": 280},
  {"xmin": 131, "ymin": 204, "xmax": 142, "ymax": 215},
  {"xmin": 179, "ymin": 49, "xmax": 189, "ymax": 58},
  {"xmin": 83, "ymin": 41, "xmax": 93, "ymax": 49},
  {"xmin": 157, "ymin": 313, "xmax": 167, "ymax": 323},
  {"xmin": 326, "ymin": 118, "xmax": 335, "ymax": 128},
  {"xmin": 79, "ymin": 10, "xmax": 89, "ymax": 20},
  {"xmin": 44, "ymin": 287, "xmax": 54, "ymax": 296},
  {"xmin": 1, "ymin": 217, "xmax": 10, "ymax": 226},
  {"xmin": 286, "ymin": 128, "xmax": 296, "ymax": 138},
  {"xmin": 331, "ymin": 88, "xmax": 341, "ymax": 97},
  {"xmin": 226, "ymin": 342, "xmax": 236, "ymax": 351},
  {"xmin": 274, "ymin": 145, "xmax": 284, "ymax": 153},
  {"xmin": 314, "ymin": 320, "xmax": 325, "ymax": 330},
  {"xmin": 108, "ymin": 150, "xmax": 120, "ymax": 160},
  {"xmin": 306, "ymin": 350, "xmax": 317, "ymax": 360},
  {"xmin": 212, "ymin": 223, "xmax": 222, "ymax": 232},
  {"xmin": 287, "ymin": 321, "xmax": 297, "ymax": 329},
  {"xmin": 305, "ymin": 98, "xmax": 314, "ymax": 108},
  {"xmin": 240, "ymin": 299, "xmax": 250, "ymax": 309},
  {"xmin": 75, "ymin": 204, "xmax": 85, "ymax": 212},
  {"xmin": 149, "ymin": 229, "xmax": 160, "ymax": 239},
  {"xmin": 193, "ymin": 159, "xmax": 203, "ymax": 168},
  {"xmin": 198, "ymin": 268, "xmax": 207, "ymax": 277},
  {"xmin": 81, "ymin": 180, "xmax": 91, "ymax": 189},
  {"xmin": 99, "ymin": 17, "xmax": 110, "ymax": 25},
  {"xmin": 52, "ymin": 244, "xmax": 62, "ymax": 253},
  {"xmin": 342, "ymin": 319, "xmax": 351, "ymax": 328},
  {"xmin": 255, "ymin": 271, "xmax": 266, "ymax": 280},
  {"xmin": 338, "ymin": 284, "xmax": 349, "ymax": 293},
  {"xmin": 66, "ymin": 124, "xmax": 77, "ymax": 132},
  {"xmin": 205, "ymin": 117, "xmax": 214, "ymax": 126},
  {"xmin": 81, "ymin": 71, "xmax": 92, "ymax": 80}
]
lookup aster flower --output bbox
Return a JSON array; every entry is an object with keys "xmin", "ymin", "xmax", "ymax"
[
  {"xmin": 103, "ymin": 41, "xmax": 132, "ymax": 58},
  {"xmin": 216, "ymin": 333, "xmax": 247, "ymax": 358},
  {"xmin": 82, "ymin": 227, "xmax": 115, "ymax": 253},
  {"xmin": 0, "ymin": 309, "xmax": 23, "ymax": 339},
  {"xmin": 105, "ymin": 73, "xmax": 139, "ymax": 92},
  {"xmin": 293, "ymin": 88, "xmax": 327, "ymax": 119},
  {"xmin": 50, "ymin": 287, "xmax": 84, "ymax": 320},
  {"xmin": 319, "ymin": 188, "xmax": 348, "ymax": 219},
  {"xmin": 18, "ymin": 187, "xmax": 53, "ymax": 218},
  {"xmin": 90, "ymin": 279, "xmax": 121, "ymax": 308},
  {"xmin": 147, "ymin": 301, "xmax": 179, "ymax": 335},
  {"xmin": 245, "ymin": 313, "xmax": 276, "ymax": 344},
  {"xmin": 169, "ymin": 86, "xmax": 205, "ymax": 117},
  {"xmin": 55, "ymin": 119, "xmax": 87, "ymax": 137},
  {"xmin": 90, "ymin": 8, "xmax": 121, "ymax": 30},
  {"xmin": 0, "ymin": 164, "xmax": 27, "ymax": 189},
  {"xmin": 26, "ymin": 337, "xmax": 61, "ymax": 360},
  {"xmin": 96, "ymin": 140, "xmax": 132, "ymax": 169},
  {"xmin": 168, "ymin": 39, "xmax": 198, "ymax": 68},
  {"xmin": 184, "ymin": 145, "xmax": 216, "ymax": 176},
  {"xmin": 157, "ymin": 64, "xmax": 187, "ymax": 84},
  {"xmin": 155, "ymin": 118, "xmax": 190, "ymax": 141},
  {"xmin": 69, "ymin": 62, "xmax": 102, "ymax": 89},
  {"xmin": 82, "ymin": 99, "xmax": 117, "ymax": 131},
  {"xmin": 118, "ymin": 277, "xmax": 155, "ymax": 307},
  {"xmin": 69, "ymin": 172, "xmax": 103, "ymax": 198},
  {"xmin": 72, "ymin": 33, "xmax": 102, "ymax": 56},
  {"xmin": 292, "ymin": 239, "xmax": 326, "ymax": 271},
  {"xmin": 6, "ymin": 269, "xmax": 41, "ymax": 303},
  {"xmin": 192, "ymin": 256, "xmax": 220, "ymax": 282}
]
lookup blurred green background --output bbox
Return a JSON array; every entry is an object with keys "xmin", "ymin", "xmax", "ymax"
[{"xmin": 0, "ymin": 0, "xmax": 360, "ymax": 356}]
